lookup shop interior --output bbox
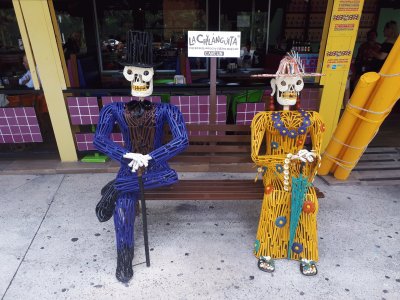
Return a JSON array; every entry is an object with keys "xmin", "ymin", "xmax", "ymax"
[{"xmin": 0, "ymin": 0, "xmax": 399, "ymax": 159}]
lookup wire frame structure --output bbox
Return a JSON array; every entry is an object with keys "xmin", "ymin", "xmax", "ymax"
[{"xmin": 251, "ymin": 110, "xmax": 325, "ymax": 262}]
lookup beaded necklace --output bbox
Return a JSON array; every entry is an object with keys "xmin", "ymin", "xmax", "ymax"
[{"xmin": 271, "ymin": 109, "xmax": 311, "ymax": 138}]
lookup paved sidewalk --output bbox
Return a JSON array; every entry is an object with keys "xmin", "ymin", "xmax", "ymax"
[{"xmin": 0, "ymin": 173, "xmax": 399, "ymax": 300}]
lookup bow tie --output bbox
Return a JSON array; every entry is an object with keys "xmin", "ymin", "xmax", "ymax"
[{"xmin": 126, "ymin": 100, "xmax": 153, "ymax": 117}]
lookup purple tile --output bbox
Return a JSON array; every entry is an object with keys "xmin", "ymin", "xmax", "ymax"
[
  {"xmin": 1, "ymin": 127, "xmax": 11, "ymax": 134},
  {"xmin": 14, "ymin": 107, "xmax": 25, "ymax": 116},
  {"xmin": 91, "ymin": 115, "xmax": 99, "ymax": 124},
  {"xmin": 3, "ymin": 135, "xmax": 14, "ymax": 143},
  {"xmin": 20, "ymin": 126, "xmax": 31, "ymax": 134},
  {"xmin": 79, "ymin": 107, "xmax": 90, "ymax": 115},
  {"xmin": 0, "ymin": 118, "xmax": 7, "ymax": 126},
  {"xmin": 10, "ymin": 126, "xmax": 21, "ymax": 134},
  {"xmin": 0, "ymin": 109, "xmax": 6, "ymax": 117},
  {"xmin": 71, "ymin": 116, "xmax": 82, "ymax": 125},
  {"xmin": 80, "ymin": 116, "xmax": 93, "ymax": 125},
  {"xmin": 32, "ymin": 133, "xmax": 43, "ymax": 142},
  {"xmin": 18, "ymin": 117, "xmax": 28, "ymax": 126},
  {"xmin": 75, "ymin": 134, "xmax": 85, "ymax": 142},
  {"xmin": 30, "ymin": 126, "xmax": 41, "ymax": 134},
  {"xmin": 69, "ymin": 107, "xmax": 80, "ymax": 115},
  {"xmin": 6, "ymin": 118, "xmax": 18, "ymax": 127},
  {"xmin": 67, "ymin": 97, "xmax": 79, "ymax": 106},
  {"xmin": 13, "ymin": 135, "xmax": 23, "ymax": 143}
]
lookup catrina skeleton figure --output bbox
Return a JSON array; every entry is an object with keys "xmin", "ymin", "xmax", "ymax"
[{"xmin": 251, "ymin": 52, "xmax": 325, "ymax": 276}]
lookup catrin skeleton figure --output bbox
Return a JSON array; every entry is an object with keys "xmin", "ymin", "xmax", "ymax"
[
  {"xmin": 251, "ymin": 52, "xmax": 325, "ymax": 276},
  {"xmin": 94, "ymin": 31, "xmax": 188, "ymax": 283}
]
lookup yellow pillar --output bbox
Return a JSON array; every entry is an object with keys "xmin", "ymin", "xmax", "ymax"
[
  {"xmin": 318, "ymin": 0, "xmax": 364, "ymax": 151},
  {"xmin": 334, "ymin": 36, "xmax": 400, "ymax": 180},
  {"xmin": 319, "ymin": 72, "xmax": 380, "ymax": 175},
  {"xmin": 13, "ymin": 0, "xmax": 77, "ymax": 162}
]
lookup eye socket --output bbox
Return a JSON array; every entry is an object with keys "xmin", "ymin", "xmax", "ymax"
[
  {"xmin": 127, "ymin": 69, "xmax": 132, "ymax": 75},
  {"xmin": 281, "ymin": 80, "xmax": 286, "ymax": 86},
  {"xmin": 143, "ymin": 70, "xmax": 149, "ymax": 76},
  {"xmin": 296, "ymin": 80, "xmax": 302, "ymax": 85}
]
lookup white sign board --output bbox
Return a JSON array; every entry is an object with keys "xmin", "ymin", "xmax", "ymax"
[{"xmin": 187, "ymin": 31, "xmax": 241, "ymax": 58}]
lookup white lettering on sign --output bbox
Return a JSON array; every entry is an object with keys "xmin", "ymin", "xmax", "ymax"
[{"xmin": 188, "ymin": 31, "xmax": 241, "ymax": 58}]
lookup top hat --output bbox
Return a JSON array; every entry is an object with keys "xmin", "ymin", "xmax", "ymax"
[
  {"xmin": 121, "ymin": 30, "xmax": 155, "ymax": 67},
  {"xmin": 252, "ymin": 51, "xmax": 323, "ymax": 78}
]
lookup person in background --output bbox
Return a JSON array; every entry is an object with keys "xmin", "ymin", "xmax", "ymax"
[
  {"xmin": 63, "ymin": 31, "xmax": 82, "ymax": 60},
  {"xmin": 369, "ymin": 21, "xmax": 399, "ymax": 72},
  {"xmin": 355, "ymin": 29, "xmax": 380, "ymax": 76},
  {"xmin": 240, "ymin": 40, "xmax": 252, "ymax": 68},
  {"xmin": 19, "ymin": 54, "xmax": 34, "ymax": 88}
]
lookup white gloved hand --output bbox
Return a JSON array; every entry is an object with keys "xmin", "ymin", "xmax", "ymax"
[
  {"xmin": 292, "ymin": 149, "xmax": 316, "ymax": 163},
  {"xmin": 123, "ymin": 152, "xmax": 152, "ymax": 173}
]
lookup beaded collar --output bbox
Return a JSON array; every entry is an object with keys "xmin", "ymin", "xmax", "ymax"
[{"xmin": 271, "ymin": 109, "xmax": 311, "ymax": 138}]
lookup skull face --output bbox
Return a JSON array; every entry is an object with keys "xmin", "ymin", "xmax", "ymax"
[
  {"xmin": 271, "ymin": 75, "xmax": 304, "ymax": 106},
  {"xmin": 123, "ymin": 66, "xmax": 154, "ymax": 97}
]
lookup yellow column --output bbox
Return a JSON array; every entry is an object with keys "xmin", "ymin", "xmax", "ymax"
[
  {"xmin": 318, "ymin": 0, "xmax": 364, "ymax": 150},
  {"xmin": 13, "ymin": 0, "xmax": 77, "ymax": 162},
  {"xmin": 334, "ymin": 36, "xmax": 400, "ymax": 180},
  {"xmin": 319, "ymin": 72, "xmax": 380, "ymax": 175}
]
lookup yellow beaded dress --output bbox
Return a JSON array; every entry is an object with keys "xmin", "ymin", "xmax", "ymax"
[{"xmin": 251, "ymin": 109, "xmax": 325, "ymax": 262}]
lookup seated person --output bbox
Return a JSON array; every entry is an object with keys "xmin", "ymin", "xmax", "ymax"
[
  {"xmin": 19, "ymin": 54, "xmax": 40, "ymax": 88},
  {"xmin": 240, "ymin": 40, "xmax": 252, "ymax": 68}
]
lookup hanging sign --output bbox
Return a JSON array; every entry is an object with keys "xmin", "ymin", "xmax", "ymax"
[{"xmin": 187, "ymin": 31, "xmax": 241, "ymax": 58}]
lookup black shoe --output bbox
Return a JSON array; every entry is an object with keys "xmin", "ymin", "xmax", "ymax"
[
  {"xmin": 96, "ymin": 180, "xmax": 118, "ymax": 222},
  {"xmin": 116, "ymin": 247, "xmax": 134, "ymax": 283}
]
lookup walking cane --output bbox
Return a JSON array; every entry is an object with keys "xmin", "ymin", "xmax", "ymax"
[{"xmin": 137, "ymin": 167, "xmax": 150, "ymax": 267}]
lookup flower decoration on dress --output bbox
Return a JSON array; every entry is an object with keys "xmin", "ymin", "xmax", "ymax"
[
  {"xmin": 279, "ymin": 127, "xmax": 288, "ymax": 136},
  {"xmin": 273, "ymin": 120, "xmax": 284, "ymax": 130},
  {"xmin": 255, "ymin": 166, "xmax": 268, "ymax": 182},
  {"xmin": 265, "ymin": 184, "xmax": 274, "ymax": 195},
  {"xmin": 271, "ymin": 141, "xmax": 279, "ymax": 149},
  {"xmin": 276, "ymin": 164, "xmax": 284, "ymax": 173},
  {"xmin": 272, "ymin": 111, "xmax": 311, "ymax": 139},
  {"xmin": 291, "ymin": 242, "xmax": 303, "ymax": 254},
  {"xmin": 320, "ymin": 123, "xmax": 326, "ymax": 132},
  {"xmin": 275, "ymin": 216, "xmax": 287, "ymax": 228},
  {"xmin": 297, "ymin": 126, "xmax": 307, "ymax": 135},
  {"xmin": 297, "ymin": 139, "xmax": 304, "ymax": 146},
  {"xmin": 303, "ymin": 201, "xmax": 316, "ymax": 213},
  {"xmin": 288, "ymin": 130, "xmax": 297, "ymax": 138}
]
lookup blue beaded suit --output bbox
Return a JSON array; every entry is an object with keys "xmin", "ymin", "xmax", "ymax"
[{"xmin": 94, "ymin": 100, "xmax": 188, "ymax": 282}]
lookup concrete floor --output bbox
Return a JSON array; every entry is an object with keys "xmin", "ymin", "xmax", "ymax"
[{"xmin": 0, "ymin": 173, "xmax": 399, "ymax": 300}]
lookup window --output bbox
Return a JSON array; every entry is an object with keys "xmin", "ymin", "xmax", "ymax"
[{"xmin": 96, "ymin": 0, "xmax": 207, "ymax": 72}]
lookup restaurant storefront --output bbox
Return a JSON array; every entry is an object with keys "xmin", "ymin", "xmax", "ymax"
[{"xmin": 0, "ymin": 0, "xmax": 397, "ymax": 163}]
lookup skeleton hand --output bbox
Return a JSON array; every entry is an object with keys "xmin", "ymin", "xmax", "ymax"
[
  {"xmin": 123, "ymin": 152, "xmax": 152, "ymax": 173},
  {"xmin": 291, "ymin": 149, "xmax": 316, "ymax": 163}
]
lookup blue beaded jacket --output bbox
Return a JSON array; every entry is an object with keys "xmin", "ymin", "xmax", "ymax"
[{"xmin": 94, "ymin": 101, "xmax": 188, "ymax": 193}]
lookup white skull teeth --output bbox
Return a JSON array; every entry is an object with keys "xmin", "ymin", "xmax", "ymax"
[{"xmin": 279, "ymin": 91, "xmax": 297, "ymax": 99}]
